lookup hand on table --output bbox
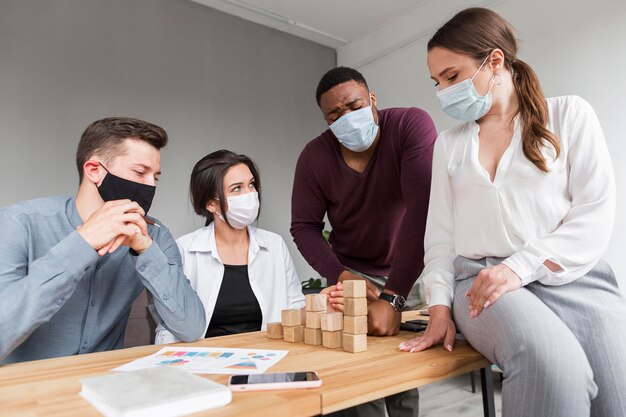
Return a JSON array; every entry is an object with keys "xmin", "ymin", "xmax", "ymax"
[
  {"xmin": 467, "ymin": 263, "xmax": 521, "ymax": 318},
  {"xmin": 367, "ymin": 299, "xmax": 401, "ymax": 336},
  {"xmin": 398, "ymin": 305, "xmax": 455, "ymax": 353}
]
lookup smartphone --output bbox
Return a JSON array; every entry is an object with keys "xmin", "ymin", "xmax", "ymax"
[
  {"xmin": 228, "ymin": 371, "xmax": 322, "ymax": 392},
  {"xmin": 399, "ymin": 319, "xmax": 429, "ymax": 332}
]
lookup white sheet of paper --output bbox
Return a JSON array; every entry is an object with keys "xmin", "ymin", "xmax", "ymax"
[{"xmin": 114, "ymin": 347, "xmax": 289, "ymax": 375}]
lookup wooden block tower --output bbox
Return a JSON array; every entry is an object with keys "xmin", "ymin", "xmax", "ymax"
[
  {"xmin": 321, "ymin": 311, "xmax": 343, "ymax": 349},
  {"xmin": 268, "ymin": 283, "xmax": 368, "ymax": 353},
  {"xmin": 281, "ymin": 309, "xmax": 304, "ymax": 343},
  {"xmin": 341, "ymin": 280, "xmax": 368, "ymax": 353},
  {"xmin": 304, "ymin": 294, "xmax": 326, "ymax": 346}
]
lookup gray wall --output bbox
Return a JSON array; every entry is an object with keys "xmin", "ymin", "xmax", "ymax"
[{"xmin": 0, "ymin": 0, "xmax": 334, "ymax": 282}]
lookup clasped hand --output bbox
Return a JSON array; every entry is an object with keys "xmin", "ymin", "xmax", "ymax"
[{"xmin": 77, "ymin": 200, "xmax": 153, "ymax": 256}]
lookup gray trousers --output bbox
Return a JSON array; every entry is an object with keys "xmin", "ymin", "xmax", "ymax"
[
  {"xmin": 326, "ymin": 269, "xmax": 419, "ymax": 417},
  {"xmin": 453, "ymin": 256, "xmax": 626, "ymax": 417}
]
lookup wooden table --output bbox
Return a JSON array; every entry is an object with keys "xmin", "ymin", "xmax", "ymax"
[{"xmin": 0, "ymin": 328, "xmax": 494, "ymax": 416}]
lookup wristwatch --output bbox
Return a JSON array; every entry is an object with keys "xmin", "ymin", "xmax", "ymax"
[{"xmin": 378, "ymin": 292, "xmax": 406, "ymax": 312}]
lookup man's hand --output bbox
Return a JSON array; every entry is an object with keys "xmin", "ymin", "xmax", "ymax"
[
  {"xmin": 367, "ymin": 298, "xmax": 401, "ymax": 336},
  {"xmin": 321, "ymin": 282, "xmax": 344, "ymax": 312},
  {"xmin": 98, "ymin": 217, "xmax": 153, "ymax": 256},
  {"xmin": 338, "ymin": 271, "xmax": 380, "ymax": 301},
  {"xmin": 77, "ymin": 200, "xmax": 152, "ymax": 256},
  {"xmin": 398, "ymin": 305, "xmax": 456, "ymax": 353},
  {"xmin": 467, "ymin": 263, "xmax": 521, "ymax": 318}
]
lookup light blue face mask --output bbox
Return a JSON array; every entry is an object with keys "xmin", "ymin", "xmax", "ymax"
[
  {"xmin": 436, "ymin": 55, "xmax": 496, "ymax": 122},
  {"xmin": 329, "ymin": 104, "xmax": 379, "ymax": 152}
]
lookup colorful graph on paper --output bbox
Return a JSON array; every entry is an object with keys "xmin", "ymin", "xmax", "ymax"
[{"xmin": 114, "ymin": 347, "xmax": 288, "ymax": 375}]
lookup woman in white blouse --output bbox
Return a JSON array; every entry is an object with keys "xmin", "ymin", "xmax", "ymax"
[
  {"xmin": 399, "ymin": 8, "xmax": 626, "ymax": 417},
  {"xmin": 156, "ymin": 150, "xmax": 342, "ymax": 344}
]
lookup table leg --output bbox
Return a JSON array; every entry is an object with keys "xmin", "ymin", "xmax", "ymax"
[{"xmin": 480, "ymin": 367, "xmax": 496, "ymax": 417}]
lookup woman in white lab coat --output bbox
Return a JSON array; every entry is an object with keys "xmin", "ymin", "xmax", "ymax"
[{"xmin": 156, "ymin": 150, "xmax": 342, "ymax": 343}]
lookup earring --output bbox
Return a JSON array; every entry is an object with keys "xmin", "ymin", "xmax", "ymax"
[{"xmin": 493, "ymin": 73, "xmax": 503, "ymax": 86}]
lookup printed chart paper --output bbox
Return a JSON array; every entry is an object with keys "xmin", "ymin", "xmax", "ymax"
[{"xmin": 114, "ymin": 347, "xmax": 288, "ymax": 375}]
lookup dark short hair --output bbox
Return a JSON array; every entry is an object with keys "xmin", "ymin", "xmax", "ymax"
[
  {"xmin": 189, "ymin": 150, "xmax": 261, "ymax": 227},
  {"xmin": 315, "ymin": 66, "xmax": 369, "ymax": 106},
  {"xmin": 76, "ymin": 117, "xmax": 168, "ymax": 182}
]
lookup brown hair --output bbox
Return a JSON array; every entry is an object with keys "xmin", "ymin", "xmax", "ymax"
[
  {"xmin": 76, "ymin": 117, "xmax": 168, "ymax": 182},
  {"xmin": 428, "ymin": 7, "xmax": 559, "ymax": 172},
  {"xmin": 189, "ymin": 150, "xmax": 262, "ymax": 227}
]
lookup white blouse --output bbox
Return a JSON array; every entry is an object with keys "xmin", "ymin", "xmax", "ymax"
[
  {"xmin": 155, "ymin": 223, "xmax": 305, "ymax": 344},
  {"xmin": 423, "ymin": 96, "xmax": 616, "ymax": 308}
]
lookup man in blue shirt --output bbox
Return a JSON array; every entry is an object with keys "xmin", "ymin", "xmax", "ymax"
[{"xmin": 0, "ymin": 117, "xmax": 206, "ymax": 363}]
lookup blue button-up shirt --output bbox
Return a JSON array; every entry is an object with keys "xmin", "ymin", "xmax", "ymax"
[{"xmin": 0, "ymin": 196, "xmax": 206, "ymax": 363}]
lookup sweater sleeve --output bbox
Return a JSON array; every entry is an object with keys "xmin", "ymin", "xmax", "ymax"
[
  {"xmin": 290, "ymin": 146, "xmax": 345, "ymax": 284},
  {"xmin": 385, "ymin": 108, "xmax": 437, "ymax": 297}
]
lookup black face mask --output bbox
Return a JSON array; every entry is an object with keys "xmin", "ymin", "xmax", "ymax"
[{"xmin": 97, "ymin": 163, "xmax": 156, "ymax": 214}]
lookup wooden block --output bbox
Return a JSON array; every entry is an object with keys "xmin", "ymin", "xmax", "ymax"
[
  {"xmin": 281, "ymin": 309, "xmax": 303, "ymax": 326},
  {"xmin": 266, "ymin": 322, "xmax": 284, "ymax": 339},
  {"xmin": 322, "ymin": 330, "xmax": 342, "ymax": 349},
  {"xmin": 320, "ymin": 312, "xmax": 343, "ymax": 331},
  {"xmin": 305, "ymin": 294, "xmax": 327, "ymax": 312},
  {"xmin": 306, "ymin": 311, "xmax": 323, "ymax": 329},
  {"xmin": 283, "ymin": 325, "xmax": 304, "ymax": 343},
  {"xmin": 343, "ymin": 280, "xmax": 367, "ymax": 298},
  {"xmin": 342, "ymin": 333, "xmax": 367, "ymax": 353},
  {"xmin": 344, "ymin": 315, "xmax": 368, "ymax": 335},
  {"xmin": 304, "ymin": 327, "xmax": 322, "ymax": 346},
  {"xmin": 344, "ymin": 298, "xmax": 368, "ymax": 317}
]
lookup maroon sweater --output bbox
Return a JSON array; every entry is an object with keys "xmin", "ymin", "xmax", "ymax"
[{"xmin": 290, "ymin": 107, "xmax": 437, "ymax": 297}]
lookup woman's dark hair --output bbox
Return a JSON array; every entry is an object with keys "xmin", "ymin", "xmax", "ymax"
[
  {"xmin": 428, "ymin": 7, "xmax": 560, "ymax": 173},
  {"xmin": 189, "ymin": 149, "xmax": 261, "ymax": 227}
]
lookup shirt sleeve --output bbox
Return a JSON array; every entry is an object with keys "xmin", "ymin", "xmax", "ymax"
[
  {"xmin": 0, "ymin": 213, "xmax": 99, "ymax": 361},
  {"xmin": 134, "ymin": 225, "xmax": 206, "ymax": 342},
  {"xmin": 154, "ymin": 324, "xmax": 180, "ymax": 345},
  {"xmin": 502, "ymin": 97, "xmax": 616, "ymax": 285},
  {"xmin": 421, "ymin": 136, "xmax": 457, "ymax": 308},
  {"xmin": 290, "ymin": 146, "xmax": 345, "ymax": 284},
  {"xmin": 385, "ymin": 108, "xmax": 437, "ymax": 297},
  {"xmin": 281, "ymin": 238, "xmax": 305, "ymax": 310}
]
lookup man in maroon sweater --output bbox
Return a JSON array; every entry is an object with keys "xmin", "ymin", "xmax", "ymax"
[{"xmin": 290, "ymin": 67, "xmax": 436, "ymax": 417}]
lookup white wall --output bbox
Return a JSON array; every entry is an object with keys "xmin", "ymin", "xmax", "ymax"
[
  {"xmin": 340, "ymin": 0, "xmax": 626, "ymax": 288},
  {"xmin": 0, "ymin": 0, "xmax": 335, "ymax": 282}
]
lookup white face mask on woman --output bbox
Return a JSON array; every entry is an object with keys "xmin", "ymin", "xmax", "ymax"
[
  {"xmin": 217, "ymin": 191, "xmax": 259, "ymax": 229},
  {"xmin": 436, "ymin": 54, "xmax": 497, "ymax": 122}
]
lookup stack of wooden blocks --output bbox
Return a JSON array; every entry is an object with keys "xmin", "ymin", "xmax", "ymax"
[
  {"xmin": 342, "ymin": 280, "xmax": 367, "ymax": 353},
  {"xmin": 305, "ymin": 293, "xmax": 327, "ymax": 346},
  {"xmin": 265, "ymin": 280, "xmax": 368, "ymax": 353}
]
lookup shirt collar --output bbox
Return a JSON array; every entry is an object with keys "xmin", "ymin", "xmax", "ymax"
[{"xmin": 187, "ymin": 222, "xmax": 269, "ymax": 254}]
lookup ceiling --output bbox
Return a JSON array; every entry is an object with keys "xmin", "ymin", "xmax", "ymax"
[
  {"xmin": 190, "ymin": 0, "xmax": 429, "ymax": 49},
  {"xmin": 190, "ymin": 0, "xmax": 503, "ymax": 68}
]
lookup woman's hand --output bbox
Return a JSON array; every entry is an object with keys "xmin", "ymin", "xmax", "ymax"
[
  {"xmin": 321, "ymin": 281, "xmax": 344, "ymax": 312},
  {"xmin": 398, "ymin": 305, "xmax": 456, "ymax": 353},
  {"xmin": 467, "ymin": 263, "xmax": 521, "ymax": 317}
]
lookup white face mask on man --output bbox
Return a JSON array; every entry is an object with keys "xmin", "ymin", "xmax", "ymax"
[
  {"xmin": 329, "ymin": 104, "xmax": 379, "ymax": 152},
  {"xmin": 217, "ymin": 191, "xmax": 259, "ymax": 229}
]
